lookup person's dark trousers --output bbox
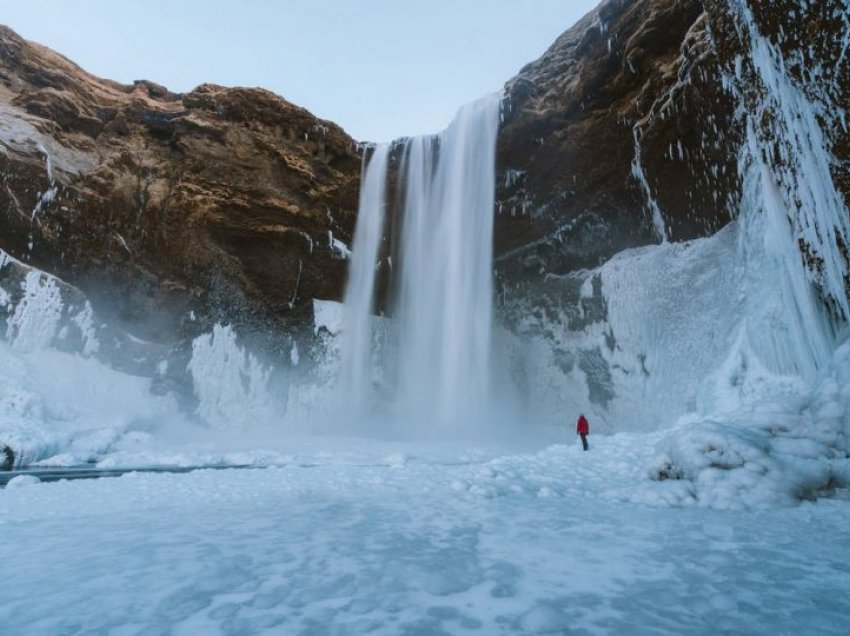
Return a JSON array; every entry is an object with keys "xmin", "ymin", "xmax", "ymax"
[{"xmin": 580, "ymin": 434, "xmax": 588, "ymax": 451}]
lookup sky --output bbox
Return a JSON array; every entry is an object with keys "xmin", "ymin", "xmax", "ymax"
[{"xmin": 3, "ymin": 1, "xmax": 599, "ymax": 142}]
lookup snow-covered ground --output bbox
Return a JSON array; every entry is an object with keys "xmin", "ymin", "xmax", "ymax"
[{"xmin": 2, "ymin": 436, "xmax": 849, "ymax": 635}]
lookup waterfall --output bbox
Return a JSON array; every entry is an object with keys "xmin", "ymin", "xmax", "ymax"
[
  {"xmin": 341, "ymin": 94, "xmax": 501, "ymax": 426},
  {"xmin": 339, "ymin": 144, "xmax": 390, "ymax": 406},
  {"xmin": 395, "ymin": 96, "xmax": 501, "ymax": 424}
]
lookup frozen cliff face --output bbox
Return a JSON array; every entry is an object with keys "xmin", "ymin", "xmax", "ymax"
[
  {"xmin": 495, "ymin": 0, "xmax": 849, "ymax": 313},
  {"xmin": 704, "ymin": 0, "xmax": 850, "ymax": 319},
  {"xmin": 498, "ymin": 0, "xmax": 850, "ymax": 419},
  {"xmin": 501, "ymin": 225, "xmax": 744, "ymax": 433},
  {"xmin": 500, "ymin": 0, "xmax": 850, "ymax": 506}
]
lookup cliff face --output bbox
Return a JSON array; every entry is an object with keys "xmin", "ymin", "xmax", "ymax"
[
  {"xmin": 2, "ymin": 0, "xmax": 848, "ymax": 347},
  {"xmin": 494, "ymin": 0, "xmax": 850, "ymax": 422},
  {"xmin": 0, "ymin": 25, "xmax": 360, "ymax": 342},
  {"xmin": 494, "ymin": 0, "xmax": 849, "ymax": 312},
  {"xmin": 495, "ymin": 0, "xmax": 740, "ymax": 287},
  {"xmin": 702, "ymin": 0, "xmax": 850, "ymax": 315}
]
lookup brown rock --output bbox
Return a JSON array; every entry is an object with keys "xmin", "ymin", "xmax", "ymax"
[
  {"xmin": 0, "ymin": 24, "xmax": 361, "ymax": 342},
  {"xmin": 495, "ymin": 0, "xmax": 740, "ymax": 288},
  {"xmin": 494, "ymin": 0, "xmax": 849, "ymax": 319}
]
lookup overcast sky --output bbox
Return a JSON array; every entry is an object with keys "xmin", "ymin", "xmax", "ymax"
[{"xmin": 4, "ymin": 1, "xmax": 598, "ymax": 142}]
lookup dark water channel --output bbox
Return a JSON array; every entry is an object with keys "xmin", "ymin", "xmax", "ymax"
[{"xmin": 0, "ymin": 464, "xmax": 257, "ymax": 487}]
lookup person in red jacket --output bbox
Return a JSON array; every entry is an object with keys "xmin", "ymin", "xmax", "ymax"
[{"xmin": 576, "ymin": 414, "xmax": 589, "ymax": 451}]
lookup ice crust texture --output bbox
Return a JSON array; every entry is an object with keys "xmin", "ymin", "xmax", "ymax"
[{"xmin": 1, "ymin": 440, "xmax": 849, "ymax": 635}]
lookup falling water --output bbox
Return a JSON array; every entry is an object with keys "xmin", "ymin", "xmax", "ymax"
[
  {"xmin": 339, "ymin": 144, "xmax": 390, "ymax": 406},
  {"xmin": 395, "ymin": 96, "xmax": 501, "ymax": 424},
  {"xmin": 341, "ymin": 94, "xmax": 501, "ymax": 426}
]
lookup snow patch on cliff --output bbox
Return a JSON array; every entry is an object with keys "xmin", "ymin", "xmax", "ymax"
[{"xmin": 4, "ymin": 270, "xmax": 63, "ymax": 352}]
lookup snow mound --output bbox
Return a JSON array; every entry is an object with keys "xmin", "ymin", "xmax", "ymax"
[
  {"xmin": 5, "ymin": 474, "xmax": 40, "ymax": 488},
  {"xmin": 0, "ymin": 341, "xmax": 184, "ymax": 467},
  {"xmin": 642, "ymin": 341, "xmax": 850, "ymax": 509}
]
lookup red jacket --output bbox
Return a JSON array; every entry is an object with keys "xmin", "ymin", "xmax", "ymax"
[{"xmin": 576, "ymin": 415, "xmax": 589, "ymax": 435}]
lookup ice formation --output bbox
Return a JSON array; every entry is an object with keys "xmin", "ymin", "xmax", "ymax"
[
  {"xmin": 0, "ymin": 337, "xmax": 181, "ymax": 468},
  {"xmin": 5, "ymin": 269, "xmax": 63, "ymax": 352},
  {"xmin": 71, "ymin": 301, "xmax": 100, "ymax": 357},
  {"xmin": 188, "ymin": 324, "xmax": 273, "ymax": 430},
  {"xmin": 640, "ymin": 3, "xmax": 850, "ymax": 507}
]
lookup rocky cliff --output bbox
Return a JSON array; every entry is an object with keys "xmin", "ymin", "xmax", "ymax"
[
  {"xmin": 496, "ymin": 0, "xmax": 738, "ymax": 285},
  {"xmin": 494, "ymin": 0, "xmax": 850, "ymax": 422},
  {"xmin": 2, "ymin": 0, "xmax": 848, "ymax": 349},
  {"xmin": 0, "ymin": 24, "xmax": 360, "ymax": 345},
  {"xmin": 495, "ymin": 0, "xmax": 849, "ymax": 314}
]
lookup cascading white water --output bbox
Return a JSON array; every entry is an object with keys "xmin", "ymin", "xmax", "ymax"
[
  {"xmin": 396, "ymin": 95, "xmax": 501, "ymax": 424},
  {"xmin": 339, "ymin": 144, "xmax": 390, "ymax": 407},
  {"xmin": 341, "ymin": 94, "xmax": 501, "ymax": 426}
]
